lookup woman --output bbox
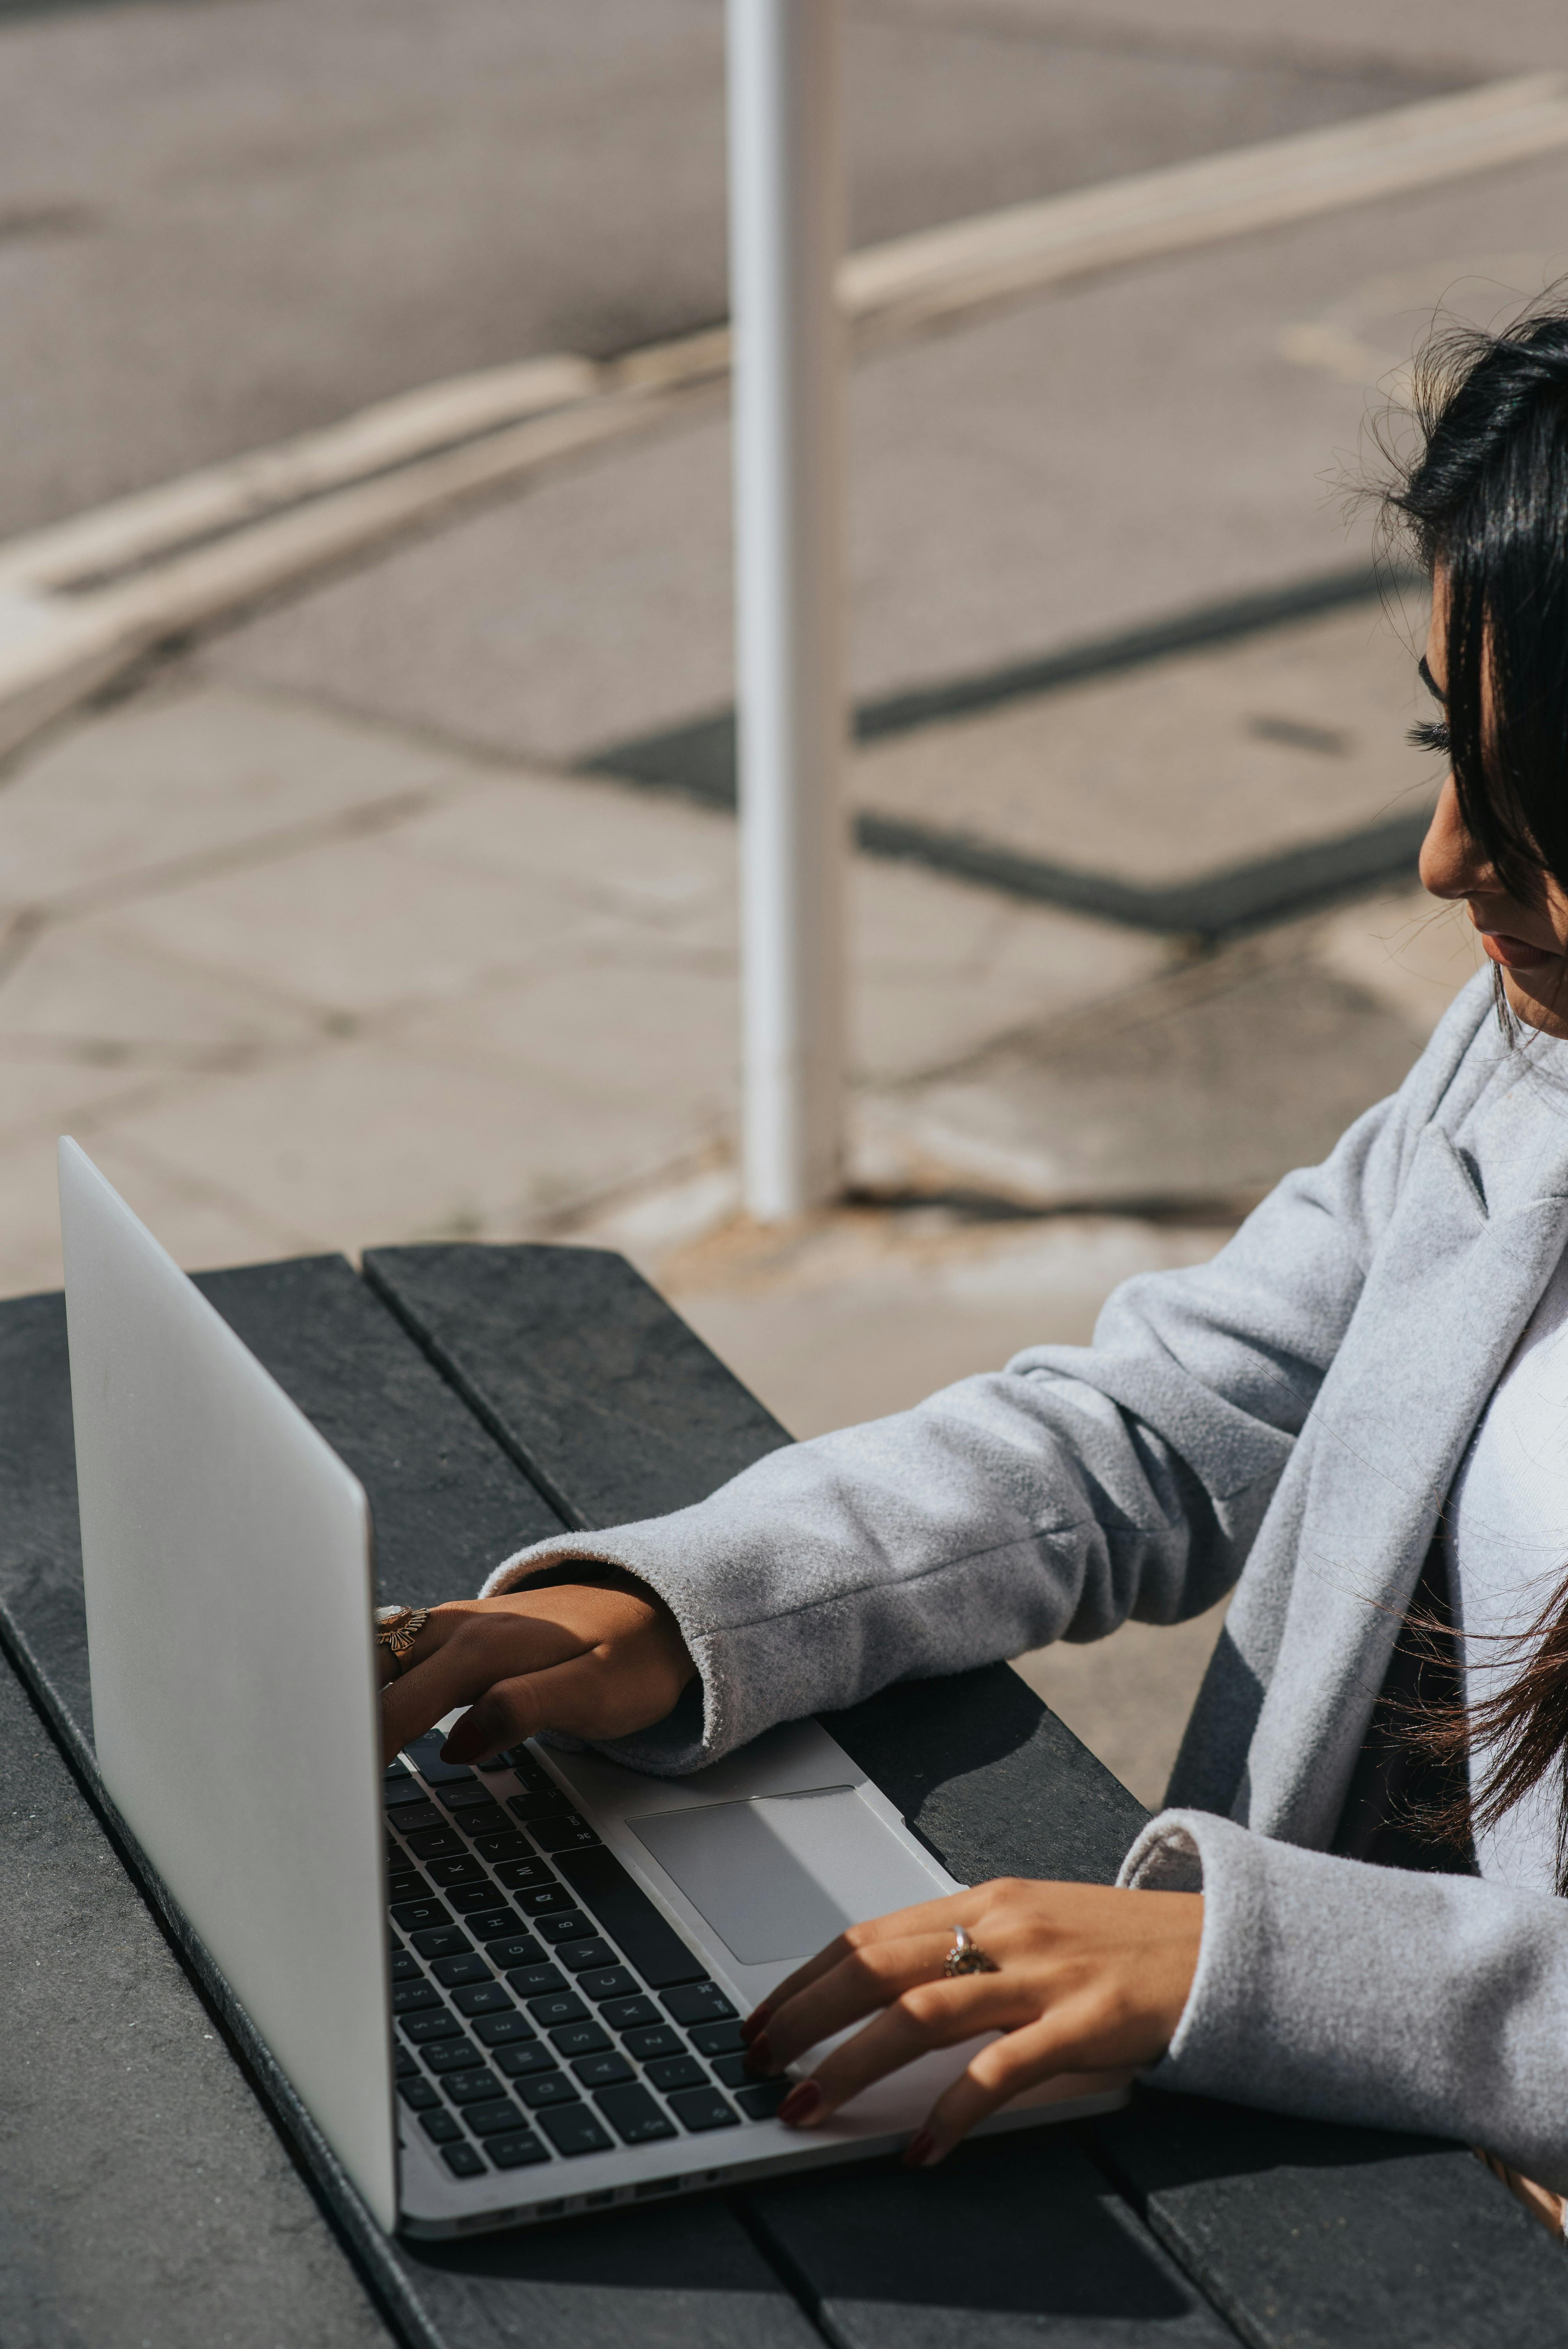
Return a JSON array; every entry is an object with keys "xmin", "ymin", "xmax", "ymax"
[{"xmin": 380, "ymin": 304, "xmax": 1568, "ymax": 2223}]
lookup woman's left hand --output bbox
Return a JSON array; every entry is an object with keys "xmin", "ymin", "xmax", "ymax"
[{"xmin": 743, "ymin": 1877, "xmax": 1203, "ymax": 2166}]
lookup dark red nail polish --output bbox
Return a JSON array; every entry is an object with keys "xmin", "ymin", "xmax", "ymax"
[
  {"xmin": 745, "ymin": 2032, "xmax": 775, "ymax": 2076},
  {"xmin": 741, "ymin": 2005, "xmax": 771, "ymax": 2045},
  {"xmin": 902, "ymin": 2130, "xmax": 935, "ymax": 2169},
  {"xmin": 777, "ymin": 2081, "xmax": 821, "ymax": 2128}
]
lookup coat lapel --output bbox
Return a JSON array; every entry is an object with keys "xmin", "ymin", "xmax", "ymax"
[{"xmin": 1240, "ymin": 1076, "xmax": 1568, "ymax": 1848}]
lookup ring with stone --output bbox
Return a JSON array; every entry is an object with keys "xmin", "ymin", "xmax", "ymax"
[
  {"xmin": 943, "ymin": 1924, "xmax": 1000, "ymax": 1978},
  {"xmin": 373, "ymin": 1605, "xmax": 430, "ymax": 1676}
]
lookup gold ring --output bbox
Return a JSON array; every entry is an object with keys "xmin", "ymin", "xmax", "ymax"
[
  {"xmin": 374, "ymin": 1606, "xmax": 430, "ymax": 1676},
  {"xmin": 943, "ymin": 1925, "xmax": 999, "ymax": 1978}
]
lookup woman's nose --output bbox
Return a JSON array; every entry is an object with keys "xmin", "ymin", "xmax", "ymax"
[{"xmin": 1419, "ymin": 775, "xmax": 1493, "ymax": 902}]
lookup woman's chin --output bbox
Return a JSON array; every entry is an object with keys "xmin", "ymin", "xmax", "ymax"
[{"xmin": 1496, "ymin": 958, "xmax": 1568, "ymax": 1037}]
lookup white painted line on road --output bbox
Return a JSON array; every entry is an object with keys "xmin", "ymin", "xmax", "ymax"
[{"xmin": 3, "ymin": 72, "xmax": 1566, "ymax": 765}]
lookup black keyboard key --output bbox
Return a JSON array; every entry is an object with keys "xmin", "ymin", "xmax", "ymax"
[
  {"xmin": 412, "ymin": 1927, "xmax": 473, "ymax": 1962},
  {"xmin": 405, "ymin": 1742, "xmax": 476, "ymax": 1787},
  {"xmin": 645, "ymin": 2054, "xmax": 706, "ymax": 2093},
  {"xmin": 395, "ymin": 2046, "xmax": 418, "ymax": 2077},
  {"xmin": 709, "ymin": 2052, "xmax": 754, "ymax": 2088},
  {"xmin": 494, "ymin": 1857, "xmax": 554, "ymax": 1891},
  {"xmin": 384, "ymin": 1778, "xmax": 426, "ymax": 1810},
  {"xmin": 474, "ymin": 2012, "xmax": 536, "ymax": 2048},
  {"xmin": 483, "ymin": 1935, "xmax": 545, "ymax": 1971},
  {"xmin": 601, "ymin": 1996, "xmax": 660, "ymax": 2032},
  {"xmin": 534, "ymin": 1909, "xmax": 594, "ymax": 1945},
  {"xmin": 467, "ymin": 1912, "xmax": 523, "ymax": 1943},
  {"xmin": 526, "ymin": 1990, "xmax": 586, "ymax": 2028},
  {"xmin": 390, "ymin": 1899, "xmax": 451, "ymax": 1934},
  {"xmin": 404, "ymin": 1826, "xmax": 466, "ymax": 1861},
  {"xmin": 505, "ymin": 1746, "xmax": 556, "ymax": 1792},
  {"xmin": 457, "ymin": 1809, "xmax": 511, "ymax": 1841},
  {"xmin": 400, "ymin": 2009, "xmax": 462, "ymax": 2046},
  {"xmin": 573, "ymin": 2051, "xmax": 635, "ymax": 2087},
  {"xmin": 391, "ymin": 1981, "xmax": 440, "ymax": 2016},
  {"xmin": 551, "ymin": 2021, "xmax": 611, "ymax": 2058},
  {"xmin": 442, "ymin": 2068, "xmax": 505, "ymax": 2105},
  {"xmin": 495, "ymin": 2042, "xmax": 559, "ymax": 2079},
  {"xmin": 734, "ymin": 2079, "xmax": 791, "ymax": 2120},
  {"xmin": 508, "ymin": 1964, "xmax": 567, "ymax": 2001},
  {"xmin": 537, "ymin": 2104, "xmax": 614, "ymax": 2158},
  {"xmin": 515, "ymin": 1883, "xmax": 575, "ymax": 1917},
  {"xmin": 663, "ymin": 1984, "xmax": 738, "ymax": 2027},
  {"xmin": 433, "ymin": 1954, "xmax": 492, "ymax": 1989},
  {"xmin": 453, "ymin": 1982, "xmax": 513, "ymax": 2017},
  {"xmin": 579, "ymin": 1968, "xmax": 640, "ymax": 2003},
  {"xmin": 668, "ymin": 2086, "xmax": 740, "ymax": 2133},
  {"xmin": 558, "ymin": 1938, "xmax": 618, "ymax": 1975},
  {"xmin": 419, "ymin": 2108, "xmax": 461, "ymax": 2144},
  {"xmin": 556, "ymin": 1848, "xmax": 706, "ymax": 1989},
  {"xmin": 622, "ymin": 2023, "xmax": 683, "ymax": 2060},
  {"xmin": 528, "ymin": 1814, "xmax": 599, "ymax": 1854},
  {"xmin": 515, "ymin": 2071, "xmax": 581, "ymax": 2109},
  {"xmin": 447, "ymin": 1882, "xmax": 513, "ymax": 1916},
  {"xmin": 426, "ymin": 1855, "xmax": 486, "ymax": 1889},
  {"xmin": 387, "ymin": 1801, "xmax": 444, "ymax": 1834},
  {"xmin": 386, "ymin": 1870, "xmax": 433, "ymax": 1905},
  {"xmin": 437, "ymin": 1780, "xmax": 498, "ymax": 1811},
  {"xmin": 422, "ymin": 2038, "xmax": 481, "ymax": 2073},
  {"xmin": 594, "ymin": 2083, "xmax": 677, "ymax": 2146},
  {"xmin": 508, "ymin": 1789, "xmax": 569, "ymax": 1823},
  {"xmin": 464, "ymin": 2098, "xmax": 527, "ymax": 2137},
  {"xmin": 440, "ymin": 2142, "xmax": 486, "ymax": 2179},
  {"xmin": 689, "ymin": 2019, "xmax": 748, "ymax": 2057},
  {"xmin": 389, "ymin": 1950, "xmax": 421, "ymax": 1983},
  {"xmin": 474, "ymin": 1831, "xmax": 536, "ymax": 1862},
  {"xmin": 486, "ymin": 2131, "xmax": 550, "ymax": 2170},
  {"xmin": 398, "ymin": 2076, "xmax": 440, "ymax": 2110}
]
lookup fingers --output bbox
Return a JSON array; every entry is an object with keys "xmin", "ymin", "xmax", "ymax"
[
  {"xmin": 745, "ymin": 1892, "xmax": 978, "ymax": 2043},
  {"xmin": 774, "ymin": 1969, "xmax": 1028, "ymax": 2126},
  {"xmin": 908, "ymin": 2004, "xmax": 1102, "ymax": 2165},
  {"xmin": 441, "ymin": 1645, "xmax": 663, "ymax": 1756},
  {"xmin": 380, "ymin": 1609, "xmax": 582, "ymax": 1756}
]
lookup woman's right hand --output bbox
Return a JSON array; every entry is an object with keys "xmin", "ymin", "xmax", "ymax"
[{"xmin": 379, "ymin": 1570, "xmax": 697, "ymax": 1764}]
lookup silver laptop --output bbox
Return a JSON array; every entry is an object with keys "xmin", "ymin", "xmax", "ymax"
[{"xmin": 59, "ymin": 1137, "xmax": 1128, "ymax": 2239}]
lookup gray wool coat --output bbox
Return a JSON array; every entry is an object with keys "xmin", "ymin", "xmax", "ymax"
[{"xmin": 485, "ymin": 969, "xmax": 1568, "ymax": 2190}]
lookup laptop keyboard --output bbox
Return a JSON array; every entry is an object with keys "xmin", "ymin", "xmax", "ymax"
[{"xmin": 385, "ymin": 1734, "xmax": 789, "ymax": 2182}]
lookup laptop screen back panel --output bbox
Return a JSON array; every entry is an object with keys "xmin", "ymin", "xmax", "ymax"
[{"xmin": 59, "ymin": 1140, "xmax": 397, "ymax": 2232}]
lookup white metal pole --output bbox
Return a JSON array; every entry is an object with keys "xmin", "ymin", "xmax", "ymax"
[{"xmin": 727, "ymin": 0, "xmax": 847, "ymax": 1221}]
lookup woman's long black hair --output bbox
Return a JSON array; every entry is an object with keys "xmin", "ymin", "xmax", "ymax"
[
  {"xmin": 1383, "ymin": 299, "xmax": 1568, "ymax": 1879},
  {"xmin": 1387, "ymin": 299, "xmax": 1568, "ymax": 911}
]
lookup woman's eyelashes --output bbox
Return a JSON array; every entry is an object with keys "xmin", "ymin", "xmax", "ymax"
[{"xmin": 1409, "ymin": 716, "xmax": 1452, "ymax": 757}]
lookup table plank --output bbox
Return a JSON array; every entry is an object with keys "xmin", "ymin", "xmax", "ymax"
[
  {"xmin": 0, "ymin": 1260, "xmax": 820, "ymax": 2349},
  {"xmin": 745, "ymin": 2133, "xmax": 1237, "ymax": 2349},
  {"xmin": 1089, "ymin": 2095, "xmax": 1568, "ymax": 2349}
]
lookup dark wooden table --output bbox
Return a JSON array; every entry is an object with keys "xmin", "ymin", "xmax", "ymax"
[{"xmin": 2, "ymin": 1242, "xmax": 1562, "ymax": 2349}]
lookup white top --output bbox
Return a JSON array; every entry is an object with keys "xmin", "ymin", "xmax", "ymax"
[{"xmin": 1447, "ymin": 1242, "xmax": 1568, "ymax": 1895}]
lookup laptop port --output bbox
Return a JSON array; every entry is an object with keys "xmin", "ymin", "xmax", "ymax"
[{"xmin": 635, "ymin": 2177, "xmax": 680, "ymax": 2198}]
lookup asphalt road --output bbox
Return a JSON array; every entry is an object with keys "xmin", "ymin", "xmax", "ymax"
[{"xmin": 0, "ymin": 0, "xmax": 1465, "ymax": 536}]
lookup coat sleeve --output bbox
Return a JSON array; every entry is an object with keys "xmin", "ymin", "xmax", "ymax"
[
  {"xmin": 1122, "ymin": 1807, "xmax": 1568, "ymax": 2197},
  {"xmin": 482, "ymin": 982, "xmax": 1490, "ymax": 1773}
]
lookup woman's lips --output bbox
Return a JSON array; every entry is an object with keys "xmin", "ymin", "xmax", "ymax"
[{"xmin": 1480, "ymin": 929, "xmax": 1559, "ymax": 973}]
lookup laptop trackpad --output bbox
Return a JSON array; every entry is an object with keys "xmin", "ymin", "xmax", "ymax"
[{"xmin": 631, "ymin": 1789, "xmax": 941, "ymax": 1964}]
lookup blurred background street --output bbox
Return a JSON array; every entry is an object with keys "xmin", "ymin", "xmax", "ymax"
[{"xmin": 2, "ymin": 0, "xmax": 1560, "ymax": 1798}]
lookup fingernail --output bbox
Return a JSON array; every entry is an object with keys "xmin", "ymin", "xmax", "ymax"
[
  {"xmin": 741, "ymin": 2005, "xmax": 771, "ymax": 2044},
  {"xmin": 902, "ymin": 2130, "xmax": 936, "ymax": 2169},
  {"xmin": 745, "ymin": 2032, "xmax": 775, "ymax": 2076},
  {"xmin": 777, "ymin": 2081, "xmax": 821, "ymax": 2128}
]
